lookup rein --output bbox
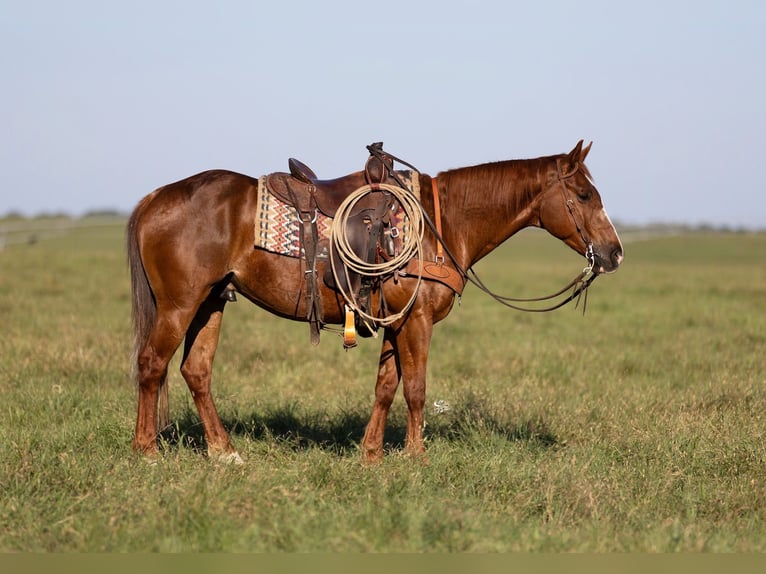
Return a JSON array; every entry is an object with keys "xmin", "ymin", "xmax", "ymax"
[{"xmin": 367, "ymin": 145, "xmax": 598, "ymax": 314}]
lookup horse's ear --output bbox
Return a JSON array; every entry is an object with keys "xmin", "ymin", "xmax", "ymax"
[
  {"xmin": 580, "ymin": 141, "xmax": 593, "ymax": 162},
  {"xmin": 567, "ymin": 140, "xmax": 584, "ymax": 165}
]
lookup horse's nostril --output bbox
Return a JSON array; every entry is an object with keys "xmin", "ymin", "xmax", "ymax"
[{"xmin": 612, "ymin": 248, "xmax": 624, "ymax": 266}]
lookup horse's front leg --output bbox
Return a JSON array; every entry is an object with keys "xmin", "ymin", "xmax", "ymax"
[
  {"xmin": 397, "ymin": 315, "xmax": 433, "ymax": 458},
  {"xmin": 361, "ymin": 313, "xmax": 433, "ymax": 463},
  {"xmin": 361, "ymin": 331, "xmax": 400, "ymax": 464}
]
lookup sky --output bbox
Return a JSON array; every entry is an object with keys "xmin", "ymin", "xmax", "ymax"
[{"xmin": 1, "ymin": 0, "xmax": 764, "ymax": 228}]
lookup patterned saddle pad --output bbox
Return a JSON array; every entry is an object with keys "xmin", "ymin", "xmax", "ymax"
[{"xmin": 254, "ymin": 171, "xmax": 420, "ymax": 259}]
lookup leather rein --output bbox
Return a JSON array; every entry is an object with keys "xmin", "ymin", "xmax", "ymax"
[
  {"xmin": 368, "ymin": 145, "xmax": 598, "ymax": 314},
  {"xmin": 456, "ymin": 160, "xmax": 597, "ymax": 313}
]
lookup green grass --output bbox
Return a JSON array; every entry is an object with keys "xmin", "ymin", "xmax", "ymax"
[{"xmin": 0, "ymin": 222, "xmax": 764, "ymax": 552}]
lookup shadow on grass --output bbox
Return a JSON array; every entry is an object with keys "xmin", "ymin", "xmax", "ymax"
[
  {"xmin": 159, "ymin": 393, "xmax": 559, "ymax": 457},
  {"xmin": 159, "ymin": 403, "xmax": 388, "ymax": 456}
]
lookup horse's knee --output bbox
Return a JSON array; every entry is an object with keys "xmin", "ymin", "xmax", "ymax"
[
  {"xmin": 374, "ymin": 370, "xmax": 399, "ymax": 405},
  {"xmin": 180, "ymin": 361, "xmax": 212, "ymax": 395},
  {"xmin": 136, "ymin": 350, "xmax": 167, "ymax": 391},
  {"xmin": 374, "ymin": 386, "xmax": 397, "ymax": 410},
  {"xmin": 403, "ymin": 384, "xmax": 426, "ymax": 411}
]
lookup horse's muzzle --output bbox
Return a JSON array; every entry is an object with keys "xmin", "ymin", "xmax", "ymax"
[{"xmin": 594, "ymin": 246, "xmax": 623, "ymax": 274}]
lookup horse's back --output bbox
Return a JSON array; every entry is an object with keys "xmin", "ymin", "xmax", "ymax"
[
  {"xmin": 143, "ymin": 169, "xmax": 257, "ymax": 211},
  {"xmin": 133, "ymin": 169, "xmax": 257, "ymax": 234}
]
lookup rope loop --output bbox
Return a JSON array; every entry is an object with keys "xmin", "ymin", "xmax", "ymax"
[{"xmin": 329, "ymin": 183, "xmax": 425, "ymax": 327}]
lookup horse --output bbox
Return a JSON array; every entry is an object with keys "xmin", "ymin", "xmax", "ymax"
[{"xmin": 126, "ymin": 140, "xmax": 623, "ymax": 463}]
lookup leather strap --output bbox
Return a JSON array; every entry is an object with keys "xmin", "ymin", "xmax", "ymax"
[
  {"xmin": 400, "ymin": 259, "xmax": 466, "ymax": 295},
  {"xmin": 431, "ymin": 177, "xmax": 444, "ymax": 263},
  {"xmin": 393, "ymin": 176, "xmax": 466, "ymax": 295}
]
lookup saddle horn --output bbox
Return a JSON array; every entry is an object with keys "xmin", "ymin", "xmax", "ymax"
[{"xmin": 365, "ymin": 142, "xmax": 394, "ymax": 185}]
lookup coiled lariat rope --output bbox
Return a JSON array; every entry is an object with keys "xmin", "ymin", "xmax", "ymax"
[{"xmin": 329, "ymin": 183, "xmax": 425, "ymax": 328}]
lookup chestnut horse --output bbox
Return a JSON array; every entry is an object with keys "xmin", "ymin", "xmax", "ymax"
[{"xmin": 127, "ymin": 140, "xmax": 623, "ymax": 463}]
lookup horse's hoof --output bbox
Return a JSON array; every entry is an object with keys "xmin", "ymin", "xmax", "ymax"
[
  {"xmin": 132, "ymin": 442, "xmax": 160, "ymax": 465},
  {"xmin": 216, "ymin": 451, "xmax": 245, "ymax": 465},
  {"xmin": 361, "ymin": 450, "xmax": 383, "ymax": 466},
  {"xmin": 410, "ymin": 452, "xmax": 430, "ymax": 465},
  {"xmin": 132, "ymin": 450, "xmax": 159, "ymax": 466}
]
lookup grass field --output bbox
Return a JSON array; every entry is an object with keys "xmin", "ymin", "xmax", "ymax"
[{"xmin": 0, "ymin": 219, "xmax": 764, "ymax": 552}]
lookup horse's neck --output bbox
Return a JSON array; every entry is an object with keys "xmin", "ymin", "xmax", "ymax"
[{"xmin": 436, "ymin": 160, "xmax": 547, "ymax": 269}]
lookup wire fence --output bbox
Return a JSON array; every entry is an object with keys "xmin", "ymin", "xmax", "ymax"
[{"xmin": 0, "ymin": 216, "xmax": 127, "ymax": 250}]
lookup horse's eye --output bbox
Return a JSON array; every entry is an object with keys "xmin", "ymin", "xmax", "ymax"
[{"xmin": 576, "ymin": 187, "xmax": 593, "ymax": 201}]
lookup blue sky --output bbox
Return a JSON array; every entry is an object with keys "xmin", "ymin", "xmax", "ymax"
[{"xmin": 1, "ymin": 0, "xmax": 764, "ymax": 227}]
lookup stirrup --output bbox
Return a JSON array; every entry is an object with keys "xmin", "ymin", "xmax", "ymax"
[{"xmin": 343, "ymin": 305, "xmax": 357, "ymax": 349}]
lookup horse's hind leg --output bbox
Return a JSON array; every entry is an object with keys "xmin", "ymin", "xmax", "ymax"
[
  {"xmin": 180, "ymin": 295, "xmax": 241, "ymax": 463},
  {"xmin": 133, "ymin": 309, "xmax": 191, "ymax": 457}
]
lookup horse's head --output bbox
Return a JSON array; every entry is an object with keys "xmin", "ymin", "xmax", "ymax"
[{"xmin": 538, "ymin": 140, "xmax": 623, "ymax": 274}]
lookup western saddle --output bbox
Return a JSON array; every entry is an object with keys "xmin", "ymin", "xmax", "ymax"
[{"xmin": 262, "ymin": 142, "xmax": 404, "ymax": 347}]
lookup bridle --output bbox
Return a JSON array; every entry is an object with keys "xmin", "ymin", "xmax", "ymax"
[
  {"xmin": 557, "ymin": 158, "xmax": 596, "ymax": 276},
  {"xmin": 367, "ymin": 145, "xmax": 599, "ymax": 314}
]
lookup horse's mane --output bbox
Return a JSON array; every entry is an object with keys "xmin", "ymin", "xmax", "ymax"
[{"xmin": 437, "ymin": 157, "xmax": 552, "ymax": 217}]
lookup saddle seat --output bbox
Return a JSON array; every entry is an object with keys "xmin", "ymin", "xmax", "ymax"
[
  {"xmin": 289, "ymin": 156, "xmax": 389, "ymax": 188},
  {"xmin": 266, "ymin": 149, "xmax": 394, "ymax": 218}
]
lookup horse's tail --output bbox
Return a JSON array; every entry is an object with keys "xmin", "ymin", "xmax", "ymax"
[{"xmin": 126, "ymin": 192, "xmax": 169, "ymax": 430}]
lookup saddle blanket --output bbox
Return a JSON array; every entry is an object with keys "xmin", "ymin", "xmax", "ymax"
[{"xmin": 254, "ymin": 171, "xmax": 420, "ymax": 259}]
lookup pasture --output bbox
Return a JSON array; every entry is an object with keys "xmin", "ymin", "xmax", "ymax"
[{"xmin": 0, "ymin": 218, "xmax": 764, "ymax": 552}]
